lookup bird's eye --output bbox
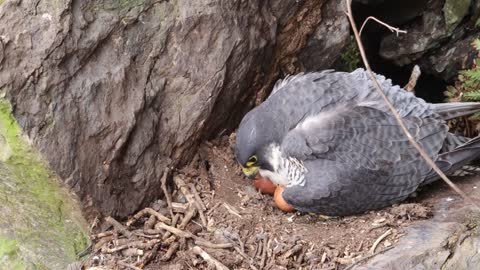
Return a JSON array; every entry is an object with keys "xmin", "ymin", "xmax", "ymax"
[{"xmin": 246, "ymin": 155, "xmax": 258, "ymax": 166}]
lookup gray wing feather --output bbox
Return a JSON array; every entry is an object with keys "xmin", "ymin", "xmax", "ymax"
[{"xmin": 282, "ymin": 106, "xmax": 448, "ymax": 215}]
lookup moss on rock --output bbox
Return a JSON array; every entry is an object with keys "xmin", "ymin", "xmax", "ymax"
[
  {"xmin": 443, "ymin": 0, "xmax": 472, "ymax": 32},
  {"xmin": 0, "ymin": 100, "xmax": 89, "ymax": 269}
]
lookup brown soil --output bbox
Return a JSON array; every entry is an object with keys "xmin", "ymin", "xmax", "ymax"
[{"xmin": 82, "ymin": 134, "xmax": 480, "ymax": 270}]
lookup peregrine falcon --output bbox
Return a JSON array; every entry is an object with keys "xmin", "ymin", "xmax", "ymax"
[{"xmin": 235, "ymin": 69, "xmax": 480, "ymax": 216}]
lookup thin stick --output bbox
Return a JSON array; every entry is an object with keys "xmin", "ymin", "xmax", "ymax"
[
  {"xmin": 156, "ymin": 222, "xmax": 195, "ymax": 239},
  {"xmin": 344, "ymin": 246, "xmax": 394, "ymax": 270},
  {"xmin": 178, "ymin": 204, "xmax": 197, "ymax": 230},
  {"xmin": 161, "ymin": 168, "xmax": 174, "ymax": 217},
  {"xmin": 223, "ymin": 202, "xmax": 243, "ymax": 219},
  {"xmin": 234, "ymin": 246, "xmax": 259, "ymax": 270},
  {"xmin": 162, "ymin": 213, "xmax": 180, "ymax": 240},
  {"xmin": 137, "ymin": 243, "xmax": 161, "ymax": 268},
  {"xmin": 192, "ymin": 246, "xmax": 229, "ymax": 270},
  {"xmin": 281, "ymin": 244, "xmax": 303, "ymax": 259},
  {"xmin": 260, "ymin": 237, "xmax": 268, "ymax": 268},
  {"xmin": 206, "ymin": 202, "xmax": 222, "ymax": 216},
  {"xmin": 144, "ymin": 214, "xmax": 156, "ymax": 230},
  {"xmin": 189, "ymin": 183, "xmax": 207, "ymax": 211},
  {"xmin": 359, "ymin": 16, "xmax": 407, "ymax": 37},
  {"xmin": 160, "ymin": 242, "xmax": 180, "ymax": 261},
  {"xmin": 118, "ymin": 261, "xmax": 143, "ymax": 270},
  {"xmin": 126, "ymin": 207, "xmax": 171, "ymax": 226},
  {"xmin": 345, "ymin": 0, "xmax": 479, "ymax": 210},
  {"xmin": 102, "ymin": 239, "xmax": 162, "ymax": 253},
  {"xmin": 195, "ymin": 240, "xmax": 234, "ymax": 249},
  {"xmin": 105, "ymin": 216, "xmax": 132, "ymax": 238},
  {"xmin": 174, "ymin": 176, "xmax": 208, "ymax": 226},
  {"xmin": 404, "ymin": 65, "xmax": 421, "ymax": 92},
  {"xmin": 91, "ymin": 231, "xmax": 114, "ymax": 240},
  {"xmin": 369, "ymin": 229, "xmax": 392, "ymax": 254}
]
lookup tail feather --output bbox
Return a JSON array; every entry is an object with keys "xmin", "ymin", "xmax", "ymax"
[
  {"xmin": 432, "ymin": 102, "xmax": 480, "ymax": 120},
  {"xmin": 423, "ymin": 135, "xmax": 480, "ymax": 185}
]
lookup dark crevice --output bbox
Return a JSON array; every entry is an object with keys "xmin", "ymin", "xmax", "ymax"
[{"xmin": 352, "ymin": 0, "xmax": 448, "ymax": 104}]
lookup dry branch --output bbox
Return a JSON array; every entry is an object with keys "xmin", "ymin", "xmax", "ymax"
[
  {"xmin": 161, "ymin": 168, "xmax": 175, "ymax": 217},
  {"xmin": 174, "ymin": 176, "xmax": 208, "ymax": 226},
  {"xmin": 359, "ymin": 16, "xmax": 407, "ymax": 37},
  {"xmin": 369, "ymin": 229, "xmax": 392, "ymax": 253},
  {"xmin": 195, "ymin": 240, "xmax": 234, "ymax": 249},
  {"xmin": 405, "ymin": 65, "xmax": 421, "ymax": 92},
  {"xmin": 101, "ymin": 239, "xmax": 161, "ymax": 253},
  {"xmin": 156, "ymin": 222, "xmax": 195, "ymax": 239},
  {"xmin": 137, "ymin": 243, "xmax": 161, "ymax": 268},
  {"xmin": 161, "ymin": 242, "xmax": 180, "ymax": 261},
  {"xmin": 281, "ymin": 244, "xmax": 303, "ymax": 259},
  {"xmin": 91, "ymin": 231, "xmax": 114, "ymax": 240},
  {"xmin": 105, "ymin": 216, "xmax": 132, "ymax": 238},
  {"xmin": 178, "ymin": 205, "xmax": 198, "ymax": 230},
  {"xmin": 189, "ymin": 183, "xmax": 207, "ymax": 211},
  {"xmin": 192, "ymin": 246, "xmax": 229, "ymax": 270},
  {"xmin": 260, "ymin": 237, "xmax": 268, "ymax": 268},
  {"xmin": 162, "ymin": 213, "xmax": 180, "ymax": 240},
  {"xmin": 126, "ymin": 207, "xmax": 171, "ymax": 226},
  {"xmin": 117, "ymin": 261, "xmax": 143, "ymax": 270}
]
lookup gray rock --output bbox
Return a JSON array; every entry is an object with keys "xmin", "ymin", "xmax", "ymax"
[
  {"xmin": 298, "ymin": 0, "xmax": 350, "ymax": 71},
  {"xmin": 379, "ymin": 0, "xmax": 479, "ymax": 80},
  {"xmin": 379, "ymin": 0, "xmax": 449, "ymax": 66},
  {"xmin": 353, "ymin": 181, "xmax": 480, "ymax": 270},
  {"xmin": 0, "ymin": 0, "xmax": 349, "ymax": 218}
]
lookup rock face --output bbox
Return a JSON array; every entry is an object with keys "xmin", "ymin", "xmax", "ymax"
[
  {"xmin": 354, "ymin": 206, "xmax": 480, "ymax": 270},
  {"xmin": 0, "ymin": 101, "xmax": 88, "ymax": 269},
  {"xmin": 0, "ymin": 0, "xmax": 349, "ymax": 218},
  {"xmin": 378, "ymin": 0, "xmax": 480, "ymax": 81}
]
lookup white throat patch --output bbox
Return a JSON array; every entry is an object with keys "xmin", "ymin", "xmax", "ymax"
[{"xmin": 261, "ymin": 144, "xmax": 307, "ymax": 187}]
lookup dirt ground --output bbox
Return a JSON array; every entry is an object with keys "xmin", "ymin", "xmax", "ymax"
[{"xmin": 81, "ymin": 134, "xmax": 479, "ymax": 270}]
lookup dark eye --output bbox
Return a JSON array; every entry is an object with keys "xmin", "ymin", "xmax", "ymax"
[{"xmin": 247, "ymin": 155, "xmax": 257, "ymax": 165}]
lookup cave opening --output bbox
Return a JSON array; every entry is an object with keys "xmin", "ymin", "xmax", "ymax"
[{"xmin": 351, "ymin": 0, "xmax": 449, "ymax": 104}]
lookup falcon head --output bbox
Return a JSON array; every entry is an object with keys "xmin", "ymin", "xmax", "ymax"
[{"xmin": 235, "ymin": 110, "xmax": 281, "ymax": 180}]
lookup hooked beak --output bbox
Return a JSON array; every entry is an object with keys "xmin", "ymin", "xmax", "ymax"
[{"xmin": 242, "ymin": 166, "xmax": 259, "ymax": 179}]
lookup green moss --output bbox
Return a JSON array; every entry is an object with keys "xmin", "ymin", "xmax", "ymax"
[
  {"xmin": 0, "ymin": 238, "xmax": 28, "ymax": 270},
  {"xmin": 339, "ymin": 36, "xmax": 361, "ymax": 72},
  {"xmin": 443, "ymin": 0, "xmax": 472, "ymax": 32},
  {"xmin": 0, "ymin": 100, "xmax": 89, "ymax": 269}
]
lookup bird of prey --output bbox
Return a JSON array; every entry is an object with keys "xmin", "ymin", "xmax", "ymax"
[{"xmin": 235, "ymin": 69, "xmax": 480, "ymax": 216}]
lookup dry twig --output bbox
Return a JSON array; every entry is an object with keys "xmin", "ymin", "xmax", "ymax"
[
  {"xmin": 344, "ymin": 246, "xmax": 395, "ymax": 270},
  {"xmin": 195, "ymin": 240, "xmax": 234, "ymax": 249},
  {"xmin": 175, "ymin": 176, "xmax": 208, "ymax": 226},
  {"xmin": 126, "ymin": 207, "xmax": 171, "ymax": 226},
  {"xmin": 105, "ymin": 216, "xmax": 133, "ymax": 239},
  {"xmin": 161, "ymin": 242, "xmax": 180, "ymax": 261},
  {"xmin": 192, "ymin": 246, "xmax": 229, "ymax": 270},
  {"xmin": 369, "ymin": 229, "xmax": 392, "ymax": 254},
  {"xmin": 137, "ymin": 243, "xmax": 161, "ymax": 268},
  {"xmin": 156, "ymin": 222, "xmax": 195, "ymax": 238},
  {"xmin": 189, "ymin": 183, "xmax": 207, "ymax": 211},
  {"xmin": 117, "ymin": 261, "xmax": 143, "ymax": 270},
  {"xmin": 404, "ymin": 65, "xmax": 421, "ymax": 92},
  {"xmin": 162, "ymin": 213, "xmax": 180, "ymax": 240},
  {"xmin": 91, "ymin": 231, "xmax": 114, "ymax": 240},
  {"xmin": 223, "ymin": 202, "xmax": 243, "ymax": 219},
  {"xmin": 260, "ymin": 237, "xmax": 268, "ymax": 268},
  {"xmin": 282, "ymin": 244, "xmax": 303, "ymax": 259},
  {"xmin": 178, "ymin": 204, "xmax": 198, "ymax": 230},
  {"xmin": 359, "ymin": 16, "xmax": 407, "ymax": 37},
  {"xmin": 161, "ymin": 168, "xmax": 175, "ymax": 217}
]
